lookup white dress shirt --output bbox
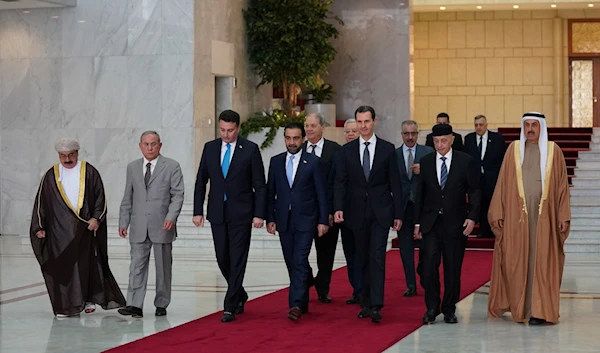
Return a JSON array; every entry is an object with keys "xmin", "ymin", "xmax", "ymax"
[
  {"xmin": 306, "ymin": 137, "xmax": 324, "ymax": 158},
  {"xmin": 143, "ymin": 156, "xmax": 159, "ymax": 176},
  {"xmin": 436, "ymin": 149, "xmax": 453, "ymax": 185},
  {"xmin": 286, "ymin": 151, "xmax": 301, "ymax": 184},
  {"xmin": 58, "ymin": 161, "xmax": 81, "ymax": 210},
  {"xmin": 402, "ymin": 144, "xmax": 416, "ymax": 173},
  {"xmin": 359, "ymin": 134, "xmax": 377, "ymax": 169},
  {"xmin": 220, "ymin": 140, "xmax": 237, "ymax": 166},
  {"xmin": 476, "ymin": 130, "xmax": 488, "ymax": 160}
]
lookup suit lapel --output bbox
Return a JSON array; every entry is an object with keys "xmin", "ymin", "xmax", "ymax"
[
  {"xmin": 368, "ymin": 140, "xmax": 384, "ymax": 183},
  {"xmin": 226, "ymin": 139, "xmax": 244, "ymax": 180},
  {"xmin": 398, "ymin": 145, "xmax": 407, "ymax": 178},
  {"xmin": 148, "ymin": 156, "xmax": 166, "ymax": 185},
  {"xmin": 292, "ymin": 151, "xmax": 307, "ymax": 189},
  {"xmin": 137, "ymin": 159, "xmax": 145, "ymax": 186},
  {"xmin": 444, "ymin": 152, "xmax": 459, "ymax": 189}
]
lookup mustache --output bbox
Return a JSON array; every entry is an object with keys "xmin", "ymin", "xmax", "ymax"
[{"xmin": 527, "ymin": 131, "xmax": 535, "ymax": 135}]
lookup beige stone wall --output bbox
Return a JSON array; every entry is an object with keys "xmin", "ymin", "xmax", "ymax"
[{"xmin": 413, "ymin": 9, "xmax": 600, "ymax": 129}]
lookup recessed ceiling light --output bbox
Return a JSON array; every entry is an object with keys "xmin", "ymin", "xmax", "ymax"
[
  {"xmin": 78, "ymin": 20, "xmax": 86, "ymax": 23},
  {"xmin": 513, "ymin": 5, "xmax": 519, "ymax": 8},
  {"xmin": 551, "ymin": 4, "xmax": 557, "ymax": 7},
  {"xmin": 588, "ymin": 3, "xmax": 594, "ymax": 7},
  {"xmin": 440, "ymin": 6, "xmax": 446, "ymax": 10},
  {"xmin": 51, "ymin": 16, "xmax": 59, "ymax": 19},
  {"xmin": 23, "ymin": 10, "xmax": 30, "ymax": 13},
  {"xmin": 477, "ymin": 5, "xmax": 482, "ymax": 9}
]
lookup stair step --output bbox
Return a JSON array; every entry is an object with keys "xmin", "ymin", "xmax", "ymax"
[
  {"xmin": 573, "ymin": 169, "xmax": 600, "ymax": 178},
  {"xmin": 569, "ymin": 197, "xmax": 600, "ymax": 205},
  {"xmin": 571, "ymin": 205, "xmax": 600, "ymax": 214},
  {"xmin": 570, "ymin": 188, "xmax": 600, "ymax": 196},
  {"xmin": 577, "ymin": 152, "xmax": 600, "ymax": 160},
  {"xmin": 571, "ymin": 177, "xmax": 600, "ymax": 187}
]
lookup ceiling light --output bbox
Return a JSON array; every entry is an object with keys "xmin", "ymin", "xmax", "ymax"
[
  {"xmin": 513, "ymin": 5, "xmax": 519, "ymax": 8},
  {"xmin": 23, "ymin": 10, "xmax": 30, "ymax": 13},
  {"xmin": 78, "ymin": 20, "xmax": 86, "ymax": 23},
  {"xmin": 550, "ymin": 4, "xmax": 557, "ymax": 7},
  {"xmin": 588, "ymin": 3, "xmax": 594, "ymax": 7},
  {"xmin": 477, "ymin": 5, "xmax": 482, "ymax": 9},
  {"xmin": 51, "ymin": 15, "xmax": 59, "ymax": 19},
  {"xmin": 440, "ymin": 6, "xmax": 446, "ymax": 10}
]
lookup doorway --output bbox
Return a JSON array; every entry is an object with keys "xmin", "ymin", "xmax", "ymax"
[
  {"xmin": 215, "ymin": 76, "xmax": 233, "ymax": 138},
  {"xmin": 570, "ymin": 58, "xmax": 600, "ymax": 127}
]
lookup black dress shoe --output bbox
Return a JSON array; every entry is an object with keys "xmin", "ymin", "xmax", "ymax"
[
  {"xmin": 318, "ymin": 293, "xmax": 332, "ymax": 303},
  {"xmin": 221, "ymin": 311, "xmax": 235, "ymax": 323},
  {"xmin": 403, "ymin": 287, "xmax": 417, "ymax": 297},
  {"xmin": 118, "ymin": 306, "xmax": 143, "ymax": 318},
  {"xmin": 370, "ymin": 309, "xmax": 382, "ymax": 323},
  {"xmin": 155, "ymin": 307, "xmax": 167, "ymax": 316},
  {"xmin": 422, "ymin": 309, "xmax": 439, "ymax": 324},
  {"xmin": 235, "ymin": 300, "xmax": 246, "ymax": 315},
  {"xmin": 287, "ymin": 307, "xmax": 303, "ymax": 321},
  {"xmin": 529, "ymin": 317, "xmax": 547, "ymax": 325},
  {"xmin": 346, "ymin": 295, "xmax": 361, "ymax": 305},
  {"xmin": 358, "ymin": 307, "xmax": 371, "ymax": 319},
  {"xmin": 443, "ymin": 314, "xmax": 458, "ymax": 324}
]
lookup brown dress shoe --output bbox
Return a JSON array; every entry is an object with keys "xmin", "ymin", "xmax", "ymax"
[{"xmin": 287, "ymin": 306, "xmax": 303, "ymax": 321}]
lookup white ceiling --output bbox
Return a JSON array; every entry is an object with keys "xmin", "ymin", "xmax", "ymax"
[
  {"xmin": 415, "ymin": 2, "xmax": 600, "ymax": 12},
  {"xmin": 0, "ymin": 0, "xmax": 73, "ymax": 10}
]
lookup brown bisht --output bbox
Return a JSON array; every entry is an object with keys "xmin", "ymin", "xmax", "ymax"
[
  {"xmin": 30, "ymin": 161, "xmax": 125, "ymax": 316},
  {"xmin": 487, "ymin": 141, "xmax": 570, "ymax": 324}
]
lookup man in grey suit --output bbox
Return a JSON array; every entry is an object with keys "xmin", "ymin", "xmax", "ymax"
[
  {"xmin": 118, "ymin": 131, "xmax": 184, "ymax": 318},
  {"xmin": 396, "ymin": 120, "xmax": 433, "ymax": 297}
]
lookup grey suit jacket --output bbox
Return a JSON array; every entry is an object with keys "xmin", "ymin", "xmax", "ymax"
[
  {"xmin": 396, "ymin": 144, "xmax": 434, "ymax": 210},
  {"xmin": 119, "ymin": 155, "xmax": 185, "ymax": 244}
]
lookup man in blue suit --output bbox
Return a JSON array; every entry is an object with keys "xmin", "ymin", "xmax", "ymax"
[
  {"xmin": 396, "ymin": 120, "xmax": 434, "ymax": 297},
  {"xmin": 267, "ymin": 122, "xmax": 329, "ymax": 321}
]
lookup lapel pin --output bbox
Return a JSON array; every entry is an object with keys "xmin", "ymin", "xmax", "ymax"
[
  {"xmin": 239, "ymin": 145, "xmax": 243, "ymax": 149},
  {"xmin": 303, "ymin": 160, "xmax": 307, "ymax": 164}
]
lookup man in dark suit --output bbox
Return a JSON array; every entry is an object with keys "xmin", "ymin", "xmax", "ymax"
[
  {"xmin": 426, "ymin": 113, "xmax": 464, "ymax": 151},
  {"xmin": 396, "ymin": 120, "xmax": 434, "ymax": 297},
  {"xmin": 303, "ymin": 112, "xmax": 342, "ymax": 303},
  {"xmin": 463, "ymin": 115, "xmax": 506, "ymax": 238},
  {"xmin": 193, "ymin": 110, "xmax": 267, "ymax": 323},
  {"xmin": 266, "ymin": 122, "xmax": 329, "ymax": 321},
  {"xmin": 334, "ymin": 106, "xmax": 403, "ymax": 323},
  {"xmin": 414, "ymin": 124, "xmax": 480, "ymax": 325}
]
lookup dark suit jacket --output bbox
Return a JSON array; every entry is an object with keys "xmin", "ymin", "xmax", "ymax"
[
  {"xmin": 463, "ymin": 131, "xmax": 506, "ymax": 196},
  {"xmin": 303, "ymin": 139, "xmax": 341, "ymax": 213},
  {"xmin": 334, "ymin": 137, "xmax": 404, "ymax": 230},
  {"xmin": 396, "ymin": 144, "xmax": 434, "ymax": 210},
  {"xmin": 267, "ymin": 151, "xmax": 328, "ymax": 233},
  {"xmin": 414, "ymin": 150, "xmax": 480, "ymax": 235},
  {"xmin": 426, "ymin": 132, "xmax": 464, "ymax": 151},
  {"xmin": 193, "ymin": 137, "xmax": 267, "ymax": 225}
]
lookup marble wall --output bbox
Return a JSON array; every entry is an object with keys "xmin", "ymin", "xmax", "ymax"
[
  {"xmin": 0, "ymin": 0, "xmax": 195, "ymax": 234},
  {"xmin": 327, "ymin": 0, "xmax": 411, "ymax": 146}
]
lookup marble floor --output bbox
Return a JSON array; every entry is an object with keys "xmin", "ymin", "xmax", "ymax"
[{"xmin": 1, "ymin": 235, "xmax": 599, "ymax": 353}]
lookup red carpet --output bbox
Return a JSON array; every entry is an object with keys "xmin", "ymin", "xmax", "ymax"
[{"xmin": 104, "ymin": 250, "xmax": 493, "ymax": 353}]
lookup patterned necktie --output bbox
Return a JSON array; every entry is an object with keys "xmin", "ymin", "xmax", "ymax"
[
  {"xmin": 440, "ymin": 156, "xmax": 448, "ymax": 189},
  {"xmin": 222, "ymin": 143, "xmax": 231, "ymax": 177},
  {"xmin": 407, "ymin": 148, "xmax": 414, "ymax": 180},
  {"xmin": 362, "ymin": 142, "xmax": 371, "ymax": 181},
  {"xmin": 286, "ymin": 155, "xmax": 295, "ymax": 187},
  {"xmin": 478, "ymin": 136, "xmax": 483, "ymax": 160},
  {"xmin": 144, "ymin": 162, "xmax": 151, "ymax": 187},
  {"xmin": 310, "ymin": 144, "xmax": 317, "ymax": 155}
]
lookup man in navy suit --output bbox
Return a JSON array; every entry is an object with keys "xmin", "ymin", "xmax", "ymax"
[
  {"xmin": 334, "ymin": 106, "xmax": 404, "ymax": 323},
  {"xmin": 267, "ymin": 122, "xmax": 329, "ymax": 321},
  {"xmin": 463, "ymin": 115, "xmax": 506, "ymax": 238},
  {"xmin": 426, "ymin": 113, "xmax": 464, "ymax": 151},
  {"xmin": 396, "ymin": 120, "xmax": 433, "ymax": 297},
  {"xmin": 193, "ymin": 110, "xmax": 267, "ymax": 323}
]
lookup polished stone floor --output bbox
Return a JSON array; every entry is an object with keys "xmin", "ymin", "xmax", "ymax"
[{"xmin": 1, "ymin": 235, "xmax": 599, "ymax": 353}]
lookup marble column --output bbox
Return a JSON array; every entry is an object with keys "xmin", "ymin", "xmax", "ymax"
[{"xmin": 326, "ymin": 0, "xmax": 411, "ymax": 146}]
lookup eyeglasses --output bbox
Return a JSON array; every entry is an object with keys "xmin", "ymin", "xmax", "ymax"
[
  {"xmin": 344, "ymin": 129, "xmax": 358, "ymax": 134},
  {"xmin": 402, "ymin": 132, "xmax": 418, "ymax": 136},
  {"xmin": 58, "ymin": 152, "xmax": 77, "ymax": 159}
]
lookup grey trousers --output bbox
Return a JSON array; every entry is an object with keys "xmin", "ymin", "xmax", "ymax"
[{"xmin": 127, "ymin": 237, "xmax": 173, "ymax": 309}]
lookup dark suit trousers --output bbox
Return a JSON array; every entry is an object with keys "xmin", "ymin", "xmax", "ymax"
[
  {"xmin": 422, "ymin": 215, "xmax": 467, "ymax": 315},
  {"xmin": 397, "ymin": 202, "xmax": 423, "ymax": 289},
  {"xmin": 354, "ymin": 203, "xmax": 388, "ymax": 309},
  {"xmin": 279, "ymin": 214, "xmax": 315, "ymax": 311},
  {"xmin": 340, "ymin": 225, "xmax": 361, "ymax": 297},
  {"xmin": 210, "ymin": 203, "xmax": 251, "ymax": 313},
  {"xmin": 479, "ymin": 176, "xmax": 493, "ymax": 237},
  {"xmin": 314, "ymin": 225, "xmax": 339, "ymax": 295}
]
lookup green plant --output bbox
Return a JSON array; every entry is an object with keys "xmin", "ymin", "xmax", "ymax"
[
  {"xmin": 308, "ymin": 83, "xmax": 335, "ymax": 103},
  {"xmin": 243, "ymin": 0, "xmax": 343, "ymax": 115},
  {"xmin": 240, "ymin": 110, "xmax": 306, "ymax": 149}
]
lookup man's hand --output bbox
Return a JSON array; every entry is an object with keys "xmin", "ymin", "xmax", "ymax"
[
  {"xmin": 163, "ymin": 220, "xmax": 175, "ymax": 231},
  {"xmin": 36, "ymin": 230, "xmax": 46, "ymax": 239},
  {"xmin": 328, "ymin": 214, "xmax": 334, "ymax": 227},
  {"xmin": 334, "ymin": 211, "xmax": 344, "ymax": 223},
  {"xmin": 87, "ymin": 218, "xmax": 99, "ymax": 231},
  {"xmin": 253, "ymin": 217, "xmax": 264, "ymax": 228},
  {"xmin": 411, "ymin": 163, "xmax": 421, "ymax": 175},
  {"xmin": 463, "ymin": 219, "xmax": 475, "ymax": 236},
  {"xmin": 392, "ymin": 219, "xmax": 402, "ymax": 231},
  {"xmin": 118, "ymin": 228, "xmax": 128, "ymax": 238},
  {"xmin": 318, "ymin": 224, "xmax": 329, "ymax": 237},
  {"xmin": 491, "ymin": 219, "xmax": 504, "ymax": 237},
  {"xmin": 267, "ymin": 222, "xmax": 276, "ymax": 234},
  {"xmin": 413, "ymin": 225, "xmax": 422, "ymax": 240},
  {"xmin": 192, "ymin": 215, "xmax": 204, "ymax": 227},
  {"xmin": 559, "ymin": 221, "xmax": 570, "ymax": 233}
]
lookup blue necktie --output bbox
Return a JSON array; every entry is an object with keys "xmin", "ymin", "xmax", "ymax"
[
  {"xmin": 286, "ymin": 155, "xmax": 295, "ymax": 187},
  {"xmin": 222, "ymin": 143, "xmax": 231, "ymax": 200},
  {"xmin": 440, "ymin": 156, "xmax": 448, "ymax": 189},
  {"xmin": 362, "ymin": 142, "xmax": 371, "ymax": 181}
]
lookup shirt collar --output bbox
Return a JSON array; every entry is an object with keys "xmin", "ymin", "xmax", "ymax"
[
  {"xmin": 307, "ymin": 137, "xmax": 324, "ymax": 150},
  {"xmin": 286, "ymin": 151, "xmax": 301, "ymax": 160},
  {"xmin": 403, "ymin": 144, "xmax": 416, "ymax": 153},
  {"xmin": 222, "ymin": 139, "xmax": 237, "ymax": 148},
  {"xmin": 360, "ymin": 134, "xmax": 376, "ymax": 145},
  {"xmin": 436, "ymin": 149, "xmax": 453, "ymax": 160},
  {"xmin": 144, "ymin": 156, "xmax": 159, "ymax": 166},
  {"xmin": 477, "ymin": 130, "xmax": 488, "ymax": 140}
]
